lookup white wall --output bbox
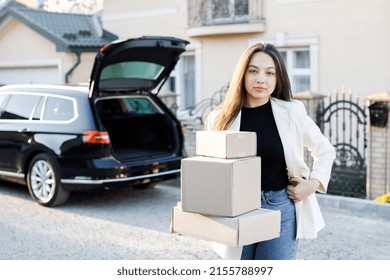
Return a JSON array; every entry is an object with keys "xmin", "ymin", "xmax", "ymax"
[{"xmin": 0, "ymin": 18, "xmax": 97, "ymax": 85}]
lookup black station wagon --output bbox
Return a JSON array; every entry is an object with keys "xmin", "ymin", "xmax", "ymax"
[{"xmin": 0, "ymin": 36, "xmax": 189, "ymax": 206}]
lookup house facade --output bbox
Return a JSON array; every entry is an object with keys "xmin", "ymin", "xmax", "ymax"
[
  {"xmin": 4, "ymin": 0, "xmax": 390, "ymax": 112},
  {"xmin": 0, "ymin": 0, "xmax": 116, "ymax": 85},
  {"xmin": 101, "ymin": 0, "xmax": 390, "ymax": 113}
]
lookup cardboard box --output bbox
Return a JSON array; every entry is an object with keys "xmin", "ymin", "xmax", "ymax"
[
  {"xmin": 181, "ymin": 156, "xmax": 261, "ymax": 217},
  {"xmin": 172, "ymin": 206, "xmax": 281, "ymax": 247},
  {"xmin": 196, "ymin": 130, "xmax": 257, "ymax": 159}
]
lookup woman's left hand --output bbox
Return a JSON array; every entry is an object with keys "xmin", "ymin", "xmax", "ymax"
[{"xmin": 287, "ymin": 177, "xmax": 320, "ymax": 203}]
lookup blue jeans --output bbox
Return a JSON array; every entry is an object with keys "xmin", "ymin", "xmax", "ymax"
[{"xmin": 241, "ymin": 188, "xmax": 299, "ymax": 260}]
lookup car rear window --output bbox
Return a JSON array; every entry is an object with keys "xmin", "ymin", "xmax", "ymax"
[{"xmin": 100, "ymin": 61, "xmax": 165, "ymax": 81}]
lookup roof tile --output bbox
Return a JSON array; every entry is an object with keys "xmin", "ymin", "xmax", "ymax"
[{"xmin": 0, "ymin": 1, "xmax": 118, "ymax": 52}]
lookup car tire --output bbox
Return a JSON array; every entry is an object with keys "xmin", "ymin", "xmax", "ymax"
[{"xmin": 27, "ymin": 153, "xmax": 69, "ymax": 207}]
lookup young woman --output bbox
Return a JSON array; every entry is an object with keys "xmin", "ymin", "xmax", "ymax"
[{"xmin": 206, "ymin": 42, "xmax": 336, "ymax": 260}]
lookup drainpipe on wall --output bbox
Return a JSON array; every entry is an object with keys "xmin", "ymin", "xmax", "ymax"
[{"xmin": 65, "ymin": 51, "xmax": 81, "ymax": 84}]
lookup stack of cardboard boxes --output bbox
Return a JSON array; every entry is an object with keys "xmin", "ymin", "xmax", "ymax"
[{"xmin": 172, "ymin": 131, "xmax": 281, "ymax": 251}]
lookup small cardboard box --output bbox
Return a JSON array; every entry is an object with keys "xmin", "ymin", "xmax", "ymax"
[
  {"xmin": 196, "ymin": 130, "xmax": 257, "ymax": 159},
  {"xmin": 172, "ymin": 206, "xmax": 281, "ymax": 247},
  {"xmin": 181, "ymin": 156, "xmax": 261, "ymax": 217}
]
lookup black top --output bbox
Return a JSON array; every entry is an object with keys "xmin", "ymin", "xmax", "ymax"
[{"xmin": 240, "ymin": 101, "xmax": 290, "ymax": 191}]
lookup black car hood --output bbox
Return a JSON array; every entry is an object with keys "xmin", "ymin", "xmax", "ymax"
[{"xmin": 89, "ymin": 36, "xmax": 189, "ymax": 97}]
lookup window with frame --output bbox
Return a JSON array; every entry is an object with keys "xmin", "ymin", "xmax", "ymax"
[
  {"xmin": 209, "ymin": 0, "xmax": 249, "ymax": 23},
  {"xmin": 189, "ymin": 0, "xmax": 250, "ymax": 26},
  {"xmin": 1, "ymin": 94, "xmax": 41, "ymax": 120},
  {"xmin": 162, "ymin": 54, "xmax": 196, "ymax": 111},
  {"xmin": 100, "ymin": 61, "xmax": 165, "ymax": 81},
  {"xmin": 125, "ymin": 97, "xmax": 160, "ymax": 115},
  {"xmin": 97, "ymin": 97, "xmax": 161, "ymax": 117},
  {"xmin": 279, "ymin": 48, "xmax": 311, "ymax": 94},
  {"xmin": 43, "ymin": 97, "xmax": 74, "ymax": 121},
  {"xmin": 0, "ymin": 94, "xmax": 8, "ymax": 118}
]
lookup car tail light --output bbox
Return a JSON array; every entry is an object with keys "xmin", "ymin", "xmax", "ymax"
[
  {"xmin": 99, "ymin": 43, "xmax": 110, "ymax": 52},
  {"xmin": 82, "ymin": 130, "xmax": 110, "ymax": 144}
]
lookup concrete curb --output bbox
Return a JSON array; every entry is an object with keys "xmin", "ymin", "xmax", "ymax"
[{"xmin": 317, "ymin": 193, "xmax": 390, "ymax": 221}]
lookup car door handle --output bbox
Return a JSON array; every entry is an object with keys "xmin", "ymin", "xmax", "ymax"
[{"xmin": 18, "ymin": 128, "xmax": 30, "ymax": 133}]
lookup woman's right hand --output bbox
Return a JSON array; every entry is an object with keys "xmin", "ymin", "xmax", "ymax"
[{"xmin": 287, "ymin": 176, "xmax": 320, "ymax": 202}]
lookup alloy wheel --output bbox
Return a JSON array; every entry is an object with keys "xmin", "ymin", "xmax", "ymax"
[{"xmin": 30, "ymin": 159, "xmax": 56, "ymax": 203}]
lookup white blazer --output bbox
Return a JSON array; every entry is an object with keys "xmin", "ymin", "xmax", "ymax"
[{"xmin": 206, "ymin": 98, "xmax": 336, "ymax": 239}]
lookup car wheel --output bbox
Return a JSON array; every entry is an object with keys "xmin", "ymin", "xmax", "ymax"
[{"xmin": 27, "ymin": 153, "xmax": 69, "ymax": 207}]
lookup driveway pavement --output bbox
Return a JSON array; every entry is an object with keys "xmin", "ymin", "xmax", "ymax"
[
  {"xmin": 0, "ymin": 177, "xmax": 389, "ymax": 261},
  {"xmin": 296, "ymin": 194, "xmax": 390, "ymax": 260}
]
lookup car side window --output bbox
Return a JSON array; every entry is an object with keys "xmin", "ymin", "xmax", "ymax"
[
  {"xmin": 126, "ymin": 98, "xmax": 159, "ymax": 114},
  {"xmin": 43, "ymin": 97, "xmax": 74, "ymax": 121},
  {"xmin": 1, "ymin": 94, "xmax": 40, "ymax": 120},
  {"xmin": 98, "ymin": 97, "xmax": 161, "ymax": 117},
  {"xmin": 0, "ymin": 94, "xmax": 7, "ymax": 107},
  {"xmin": 0, "ymin": 94, "xmax": 8, "ymax": 118}
]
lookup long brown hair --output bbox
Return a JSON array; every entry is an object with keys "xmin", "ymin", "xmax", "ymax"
[{"xmin": 213, "ymin": 42, "xmax": 292, "ymax": 130}]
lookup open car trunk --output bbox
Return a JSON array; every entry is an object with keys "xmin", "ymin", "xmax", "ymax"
[{"xmin": 95, "ymin": 96, "xmax": 178, "ymax": 161}]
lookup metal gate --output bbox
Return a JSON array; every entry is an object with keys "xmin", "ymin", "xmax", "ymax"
[{"xmin": 316, "ymin": 89, "xmax": 367, "ymax": 198}]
